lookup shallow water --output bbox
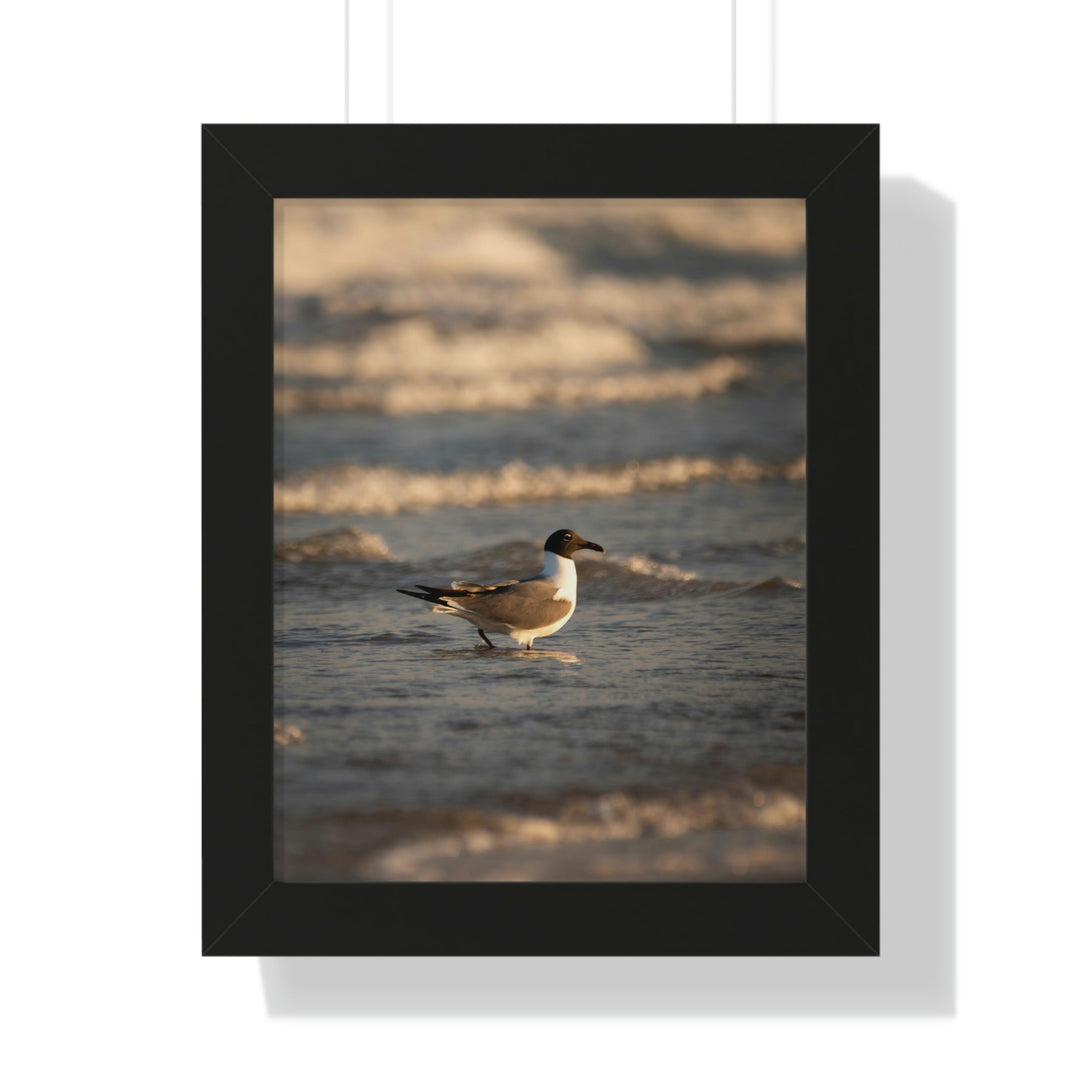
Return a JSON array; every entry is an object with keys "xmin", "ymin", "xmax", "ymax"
[{"xmin": 273, "ymin": 199, "xmax": 806, "ymax": 881}]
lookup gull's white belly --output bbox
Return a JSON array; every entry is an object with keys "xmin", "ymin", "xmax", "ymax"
[{"xmin": 508, "ymin": 605, "xmax": 576, "ymax": 647}]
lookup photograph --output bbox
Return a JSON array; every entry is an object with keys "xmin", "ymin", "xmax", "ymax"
[{"xmin": 273, "ymin": 197, "xmax": 808, "ymax": 884}]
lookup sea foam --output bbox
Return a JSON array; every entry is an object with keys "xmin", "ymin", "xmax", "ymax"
[
  {"xmin": 275, "ymin": 356, "xmax": 751, "ymax": 415},
  {"xmin": 274, "ymin": 527, "xmax": 395, "ymax": 563},
  {"xmin": 332, "ymin": 780, "xmax": 805, "ymax": 882},
  {"xmin": 277, "ymin": 317, "xmax": 647, "ymax": 381},
  {"xmin": 274, "ymin": 455, "xmax": 806, "ymax": 515}
]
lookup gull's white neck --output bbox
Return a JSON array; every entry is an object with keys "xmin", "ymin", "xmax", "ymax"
[{"xmin": 539, "ymin": 549, "xmax": 577, "ymax": 601}]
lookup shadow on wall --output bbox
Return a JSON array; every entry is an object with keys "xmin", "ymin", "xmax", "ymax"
[{"xmin": 258, "ymin": 180, "xmax": 955, "ymax": 1017}]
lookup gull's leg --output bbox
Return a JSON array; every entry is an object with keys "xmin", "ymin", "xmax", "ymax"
[
  {"xmin": 526, "ymin": 642, "xmax": 532, "ymax": 651},
  {"xmin": 478, "ymin": 629, "xmax": 495, "ymax": 648}
]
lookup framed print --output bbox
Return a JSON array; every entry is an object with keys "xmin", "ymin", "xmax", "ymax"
[{"xmin": 203, "ymin": 124, "xmax": 878, "ymax": 955}]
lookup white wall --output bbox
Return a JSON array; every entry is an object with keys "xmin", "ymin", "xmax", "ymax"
[{"xmin": 4, "ymin": 1, "xmax": 1076, "ymax": 1076}]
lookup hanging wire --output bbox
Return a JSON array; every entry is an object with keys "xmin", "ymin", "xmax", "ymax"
[
  {"xmin": 771, "ymin": 0, "xmax": 777, "ymax": 122},
  {"xmin": 347, "ymin": 0, "xmax": 763, "ymax": 127},
  {"xmin": 388, "ymin": 0, "xmax": 394, "ymax": 122},
  {"xmin": 732, "ymin": 1, "xmax": 737, "ymax": 122}
]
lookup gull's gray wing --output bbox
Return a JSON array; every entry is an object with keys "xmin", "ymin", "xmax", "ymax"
[
  {"xmin": 449, "ymin": 579, "xmax": 520, "ymax": 592},
  {"xmin": 446, "ymin": 578, "xmax": 571, "ymax": 630}
]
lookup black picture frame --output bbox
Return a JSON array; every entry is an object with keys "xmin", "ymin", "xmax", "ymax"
[{"xmin": 203, "ymin": 124, "xmax": 879, "ymax": 956}]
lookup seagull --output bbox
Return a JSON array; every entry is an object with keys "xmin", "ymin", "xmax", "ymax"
[{"xmin": 397, "ymin": 529, "xmax": 605, "ymax": 650}]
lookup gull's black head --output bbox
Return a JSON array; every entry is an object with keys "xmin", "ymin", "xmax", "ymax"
[{"xmin": 544, "ymin": 529, "xmax": 605, "ymax": 559}]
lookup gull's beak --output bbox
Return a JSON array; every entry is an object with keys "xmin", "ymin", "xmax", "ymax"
[{"xmin": 580, "ymin": 539, "xmax": 605, "ymax": 553}]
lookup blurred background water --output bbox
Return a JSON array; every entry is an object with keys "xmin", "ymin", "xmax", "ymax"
[{"xmin": 274, "ymin": 199, "xmax": 806, "ymax": 881}]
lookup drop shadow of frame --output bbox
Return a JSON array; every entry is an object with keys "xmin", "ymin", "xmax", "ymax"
[{"xmin": 258, "ymin": 178, "xmax": 954, "ymax": 1016}]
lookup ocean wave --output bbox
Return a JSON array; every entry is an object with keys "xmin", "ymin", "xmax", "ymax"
[
  {"xmin": 578, "ymin": 558, "xmax": 802, "ymax": 601},
  {"xmin": 277, "ymin": 200, "xmax": 803, "ymax": 293},
  {"xmin": 274, "ymin": 455, "xmax": 806, "ymax": 515},
  {"xmin": 274, "ymin": 534, "xmax": 802, "ymax": 599},
  {"xmin": 278, "ymin": 205, "xmax": 569, "ymax": 291},
  {"xmin": 276, "ymin": 357, "xmax": 750, "ymax": 415},
  {"xmin": 576, "ymin": 553, "xmax": 719, "ymax": 601},
  {"xmin": 340, "ymin": 778, "xmax": 805, "ymax": 881},
  {"xmin": 644, "ymin": 200, "xmax": 804, "ymax": 258},
  {"xmin": 277, "ymin": 317, "xmax": 647, "ymax": 381},
  {"xmin": 604, "ymin": 553, "xmax": 697, "ymax": 583},
  {"xmin": 725, "ymin": 576, "xmax": 805, "ymax": 596},
  {"xmin": 273, "ymin": 527, "xmax": 395, "ymax": 563},
  {"xmin": 316, "ymin": 274, "xmax": 805, "ymax": 348}
]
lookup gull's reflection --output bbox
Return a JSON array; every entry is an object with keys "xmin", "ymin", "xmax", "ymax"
[{"xmin": 431, "ymin": 647, "xmax": 581, "ymax": 664}]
